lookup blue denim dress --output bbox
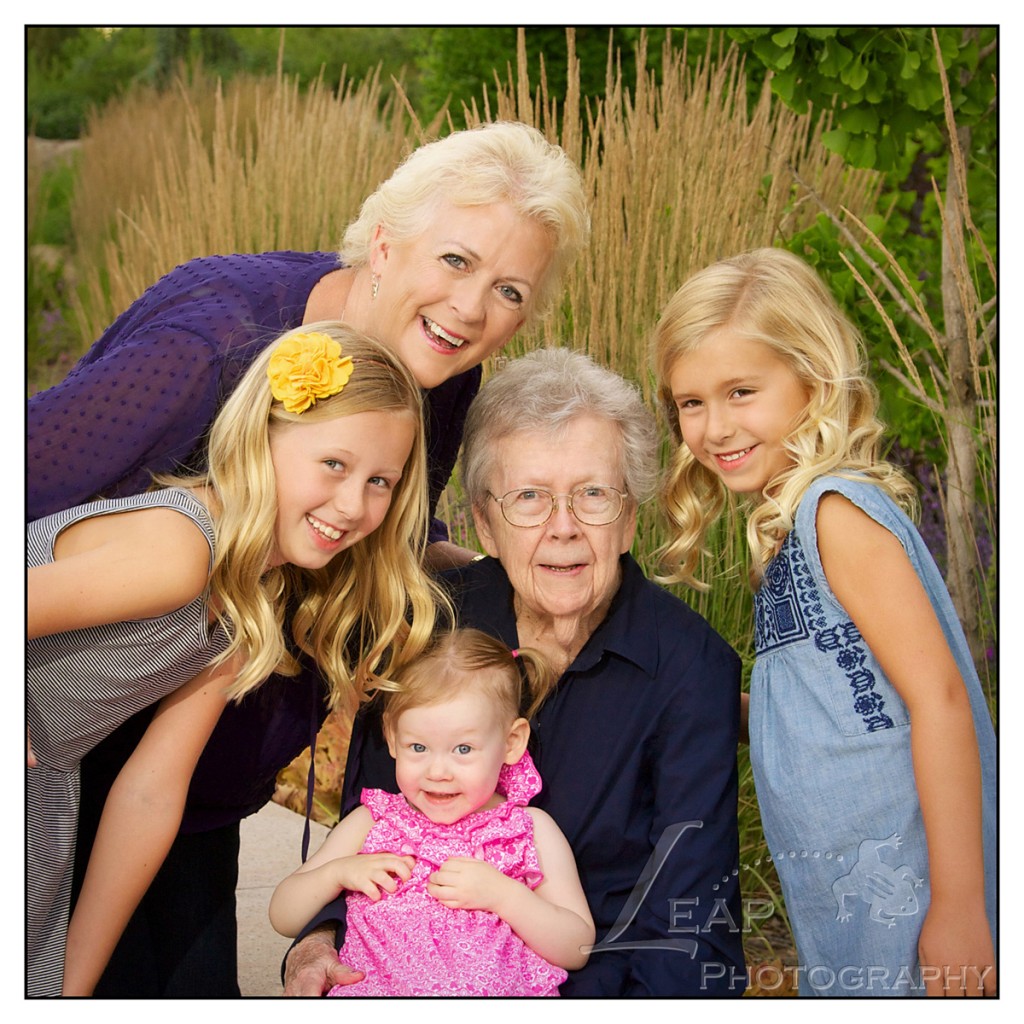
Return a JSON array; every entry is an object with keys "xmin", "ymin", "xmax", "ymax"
[{"xmin": 749, "ymin": 475, "xmax": 997, "ymax": 996}]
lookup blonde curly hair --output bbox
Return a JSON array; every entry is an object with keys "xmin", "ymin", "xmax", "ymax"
[
  {"xmin": 652, "ymin": 248, "xmax": 917, "ymax": 589},
  {"xmin": 164, "ymin": 321, "xmax": 447, "ymax": 709}
]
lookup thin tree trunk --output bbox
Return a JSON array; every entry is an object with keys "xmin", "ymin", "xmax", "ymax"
[{"xmin": 941, "ymin": 118, "xmax": 982, "ymax": 667}]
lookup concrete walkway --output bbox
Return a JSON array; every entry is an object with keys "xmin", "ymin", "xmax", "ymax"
[{"xmin": 236, "ymin": 800, "xmax": 330, "ymax": 997}]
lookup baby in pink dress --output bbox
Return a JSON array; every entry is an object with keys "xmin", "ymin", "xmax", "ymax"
[{"xmin": 270, "ymin": 628, "xmax": 594, "ymax": 996}]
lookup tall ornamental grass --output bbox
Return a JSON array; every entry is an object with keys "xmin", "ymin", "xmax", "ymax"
[
  {"xmin": 469, "ymin": 31, "xmax": 880, "ymax": 385},
  {"xmin": 70, "ymin": 64, "xmax": 441, "ymax": 347}
]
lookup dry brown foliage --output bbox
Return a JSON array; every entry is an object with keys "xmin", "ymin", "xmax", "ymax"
[{"xmin": 274, "ymin": 707, "xmax": 352, "ymax": 825}]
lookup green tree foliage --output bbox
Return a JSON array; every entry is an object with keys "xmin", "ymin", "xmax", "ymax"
[
  {"xmin": 25, "ymin": 26, "xmax": 708, "ymax": 139},
  {"xmin": 727, "ymin": 27, "xmax": 995, "ymax": 171},
  {"xmin": 230, "ymin": 27, "xmax": 423, "ymax": 93},
  {"xmin": 145, "ymin": 27, "xmax": 244, "ymax": 86},
  {"xmin": 727, "ymin": 28, "xmax": 996, "ymax": 448},
  {"xmin": 27, "ymin": 27, "xmax": 426, "ymax": 137},
  {"xmin": 27, "ymin": 27, "xmax": 154, "ymax": 137},
  {"xmin": 409, "ymin": 26, "xmax": 648, "ymax": 121}
]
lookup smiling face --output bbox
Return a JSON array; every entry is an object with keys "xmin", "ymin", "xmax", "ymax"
[
  {"xmin": 386, "ymin": 680, "xmax": 528, "ymax": 825},
  {"xmin": 267, "ymin": 408, "xmax": 415, "ymax": 569},
  {"xmin": 366, "ymin": 202, "xmax": 554, "ymax": 389},
  {"xmin": 473, "ymin": 415, "xmax": 637, "ymax": 636},
  {"xmin": 668, "ymin": 328, "xmax": 810, "ymax": 496}
]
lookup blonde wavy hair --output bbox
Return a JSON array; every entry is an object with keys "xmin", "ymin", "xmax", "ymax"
[
  {"xmin": 164, "ymin": 321, "xmax": 447, "ymax": 709},
  {"xmin": 378, "ymin": 628, "xmax": 557, "ymax": 738},
  {"xmin": 340, "ymin": 121, "xmax": 590, "ymax": 320},
  {"xmin": 652, "ymin": 247, "xmax": 917, "ymax": 589}
]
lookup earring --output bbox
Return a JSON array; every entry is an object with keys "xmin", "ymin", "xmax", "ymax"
[{"xmin": 371, "ymin": 273, "xmax": 380, "ymax": 301}]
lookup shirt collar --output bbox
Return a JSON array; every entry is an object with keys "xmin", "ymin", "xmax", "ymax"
[
  {"xmin": 444, "ymin": 552, "xmax": 660, "ymax": 680},
  {"xmin": 570, "ymin": 553, "xmax": 660, "ymax": 678}
]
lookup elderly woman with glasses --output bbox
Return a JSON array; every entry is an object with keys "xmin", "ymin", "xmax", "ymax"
[{"xmin": 293, "ymin": 348, "xmax": 747, "ymax": 997}]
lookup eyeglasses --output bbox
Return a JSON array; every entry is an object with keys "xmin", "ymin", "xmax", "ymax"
[{"xmin": 487, "ymin": 485, "xmax": 628, "ymax": 528}]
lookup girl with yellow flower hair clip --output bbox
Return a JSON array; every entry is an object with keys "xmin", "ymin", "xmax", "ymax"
[{"xmin": 27, "ymin": 321, "xmax": 445, "ymax": 996}]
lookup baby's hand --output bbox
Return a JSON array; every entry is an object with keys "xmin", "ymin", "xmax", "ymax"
[
  {"xmin": 332, "ymin": 853, "xmax": 415, "ymax": 901},
  {"xmin": 427, "ymin": 856, "xmax": 513, "ymax": 913}
]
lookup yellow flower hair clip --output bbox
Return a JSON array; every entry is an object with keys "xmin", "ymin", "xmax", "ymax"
[{"xmin": 267, "ymin": 332, "xmax": 355, "ymax": 414}]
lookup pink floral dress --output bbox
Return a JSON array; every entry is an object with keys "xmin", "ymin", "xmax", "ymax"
[{"xmin": 327, "ymin": 751, "xmax": 566, "ymax": 996}]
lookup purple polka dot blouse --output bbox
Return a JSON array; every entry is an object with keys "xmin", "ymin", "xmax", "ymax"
[{"xmin": 27, "ymin": 251, "xmax": 479, "ymax": 544}]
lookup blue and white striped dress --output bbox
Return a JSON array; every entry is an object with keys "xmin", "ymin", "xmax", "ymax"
[{"xmin": 26, "ymin": 487, "xmax": 229, "ymax": 997}]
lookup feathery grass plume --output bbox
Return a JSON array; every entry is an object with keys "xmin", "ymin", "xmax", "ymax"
[
  {"xmin": 71, "ymin": 64, "xmax": 433, "ymax": 348},
  {"xmin": 467, "ymin": 29, "xmax": 880, "ymax": 394}
]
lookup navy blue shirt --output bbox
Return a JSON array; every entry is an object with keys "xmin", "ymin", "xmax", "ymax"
[{"xmin": 343, "ymin": 554, "xmax": 747, "ymax": 997}]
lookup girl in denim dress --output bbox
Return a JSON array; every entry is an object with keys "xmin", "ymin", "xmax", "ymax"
[{"xmin": 652, "ymin": 248, "xmax": 996, "ymax": 997}]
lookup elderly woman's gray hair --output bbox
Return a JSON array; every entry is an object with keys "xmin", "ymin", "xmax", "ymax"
[
  {"xmin": 340, "ymin": 122, "xmax": 590, "ymax": 319},
  {"xmin": 461, "ymin": 347, "xmax": 659, "ymax": 508}
]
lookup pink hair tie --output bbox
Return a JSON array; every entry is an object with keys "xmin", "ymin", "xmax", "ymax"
[{"xmin": 511, "ymin": 649, "xmax": 520, "ymax": 659}]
